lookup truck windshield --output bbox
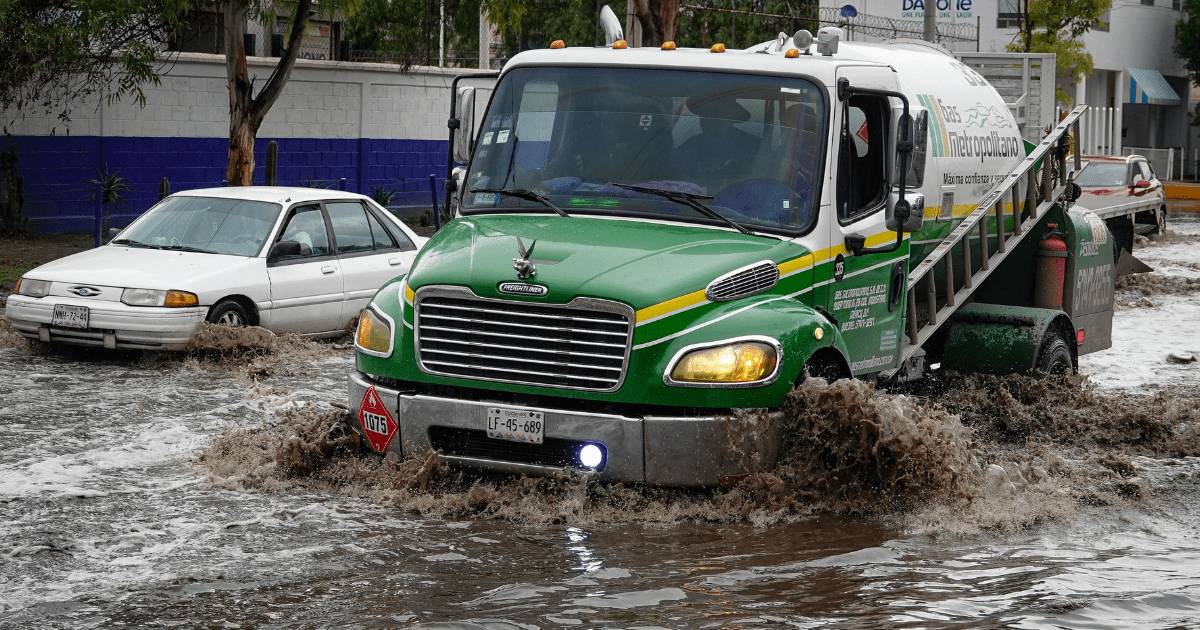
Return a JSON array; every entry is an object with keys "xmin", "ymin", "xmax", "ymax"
[{"xmin": 462, "ymin": 66, "xmax": 826, "ymax": 236}]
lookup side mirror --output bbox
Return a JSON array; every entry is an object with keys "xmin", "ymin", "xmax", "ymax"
[
  {"xmin": 1133, "ymin": 179, "xmax": 1151, "ymax": 188},
  {"xmin": 267, "ymin": 240, "xmax": 302, "ymax": 264},
  {"xmin": 453, "ymin": 86, "xmax": 476, "ymax": 164},
  {"xmin": 887, "ymin": 193, "xmax": 924, "ymax": 233},
  {"xmin": 107, "ymin": 227, "xmax": 121, "ymax": 239},
  {"xmin": 451, "ymin": 166, "xmax": 467, "ymax": 203}
]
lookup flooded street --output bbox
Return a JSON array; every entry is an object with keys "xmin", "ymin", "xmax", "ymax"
[{"xmin": 3, "ymin": 215, "xmax": 1200, "ymax": 629}]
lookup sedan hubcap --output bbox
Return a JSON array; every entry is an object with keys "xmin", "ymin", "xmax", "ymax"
[{"xmin": 217, "ymin": 311, "xmax": 244, "ymax": 327}]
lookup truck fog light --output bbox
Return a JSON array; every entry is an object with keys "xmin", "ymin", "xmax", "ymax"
[
  {"xmin": 355, "ymin": 305, "xmax": 394, "ymax": 358},
  {"xmin": 578, "ymin": 443, "xmax": 606, "ymax": 469},
  {"xmin": 670, "ymin": 342, "xmax": 777, "ymax": 384}
]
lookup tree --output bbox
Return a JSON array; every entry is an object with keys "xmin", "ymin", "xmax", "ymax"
[
  {"xmin": 1175, "ymin": 0, "xmax": 1200, "ymax": 124},
  {"xmin": 0, "ymin": 0, "xmax": 190, "ymax": 132},
  {"xmin": 348, "ymin": 0, "xmax": 482, "ymax": 68},
  {"xmin": 224, "ymin": 0, "xmax": 321, "ymax": 185},
  {"xmin": 1006, "ymin": 0, "xmax": 1110, "ymax": 107}
]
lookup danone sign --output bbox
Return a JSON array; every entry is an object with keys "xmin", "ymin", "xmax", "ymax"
[{"xmin": 899, "ymin": 0, "xmax": 973, "ymax": 19}]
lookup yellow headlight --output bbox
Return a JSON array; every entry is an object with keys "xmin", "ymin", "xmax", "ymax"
[
  {"xmin": 355, "ymin": 307, "xmax": 392, "ymax": 356},
  {"xmin": 670, "ymin": 342, "xmax": 777, "ymax": 383},
  {"xmin": 164, "ymin": 290, "xmax": 198, "ymax": 307}
]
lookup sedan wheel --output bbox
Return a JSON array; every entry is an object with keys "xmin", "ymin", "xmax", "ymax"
[{"xmin": 208, "ymin": 300, "xmax": 249, "ymax": 328}]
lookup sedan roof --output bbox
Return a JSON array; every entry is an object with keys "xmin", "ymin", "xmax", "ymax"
[{"xmin": 171, "ymin": 186, "xmax": 371, "ymax": 205}]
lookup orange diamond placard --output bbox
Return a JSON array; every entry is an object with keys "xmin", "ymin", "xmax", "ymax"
[{"xmin": 358, "ymin": 386, "xmax": 398, "ymax": 453}]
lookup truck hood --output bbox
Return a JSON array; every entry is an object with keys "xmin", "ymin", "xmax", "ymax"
[{"xmin": 407, "ymin": 215, "xmax": 809, "ymax": 311}]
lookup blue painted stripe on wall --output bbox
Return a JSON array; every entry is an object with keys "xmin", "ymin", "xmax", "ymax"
[{"xmin": 1, "ymin": 136, "xmax": 450, "ymax": 232}]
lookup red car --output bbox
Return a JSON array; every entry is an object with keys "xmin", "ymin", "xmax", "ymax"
[{"xmin": 1073, "ymin": 154, "xmax": 1168, "ymax": 239}]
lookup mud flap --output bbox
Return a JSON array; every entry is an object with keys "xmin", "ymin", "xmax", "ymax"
[{"xmin": 1115, "ymin": 249, "xmax": 1153, "ymax": 277}]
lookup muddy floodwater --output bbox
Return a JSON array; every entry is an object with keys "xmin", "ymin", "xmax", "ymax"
[{"xmin": 3, "ymin": 215, "xmax": 1200, "ymax": 629}]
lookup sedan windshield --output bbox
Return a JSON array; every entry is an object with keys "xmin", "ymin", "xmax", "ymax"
[
  {"xmin": 117, "ymin": 196, "xmax": 281, "ymax": 256},
  {"xmin": 1074, "ymin": 163, "xmax": 1128, "ymax": 187},
  {"xmin": 462, "ymin": 67, "xmax": 826, "ymax": 235}
]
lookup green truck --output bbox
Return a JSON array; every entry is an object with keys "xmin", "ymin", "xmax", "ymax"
[{"xmin": 347, "ymin": 31, "xmax": 1114, "ymax": 486}]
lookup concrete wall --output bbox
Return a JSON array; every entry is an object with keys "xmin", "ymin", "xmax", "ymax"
[{"xmin": 1, "ymin": 53, "xmax": 495, "ymax": 232}]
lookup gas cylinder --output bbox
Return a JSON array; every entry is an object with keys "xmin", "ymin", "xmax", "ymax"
[{"xmin": 1035, "ymin": 224, "xmax": 1069, "ymax": 309}]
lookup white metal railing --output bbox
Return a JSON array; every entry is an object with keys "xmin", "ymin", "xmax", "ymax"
[{"xmin": 1122, "ymin": 146, "xmax": 1176, "ymax": 181}]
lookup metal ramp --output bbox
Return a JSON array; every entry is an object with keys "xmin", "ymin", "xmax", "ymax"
[{"xmin": 888, "ymin": 105, "xmax": 1087, "ymax": 379}]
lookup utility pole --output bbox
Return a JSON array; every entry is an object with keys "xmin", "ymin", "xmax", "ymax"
[{"xmin": 923, "ymin": 0, "xmax": 936, "ymax": 42}]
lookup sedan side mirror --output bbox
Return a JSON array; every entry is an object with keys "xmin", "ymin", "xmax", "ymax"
[
  {"xmin": 1133, "ymin": 179, "xmax": 1152, "ymax": 188},
  {"xmin": 267, "ymin": 240, "xmax": 302, "ymax": 264}
]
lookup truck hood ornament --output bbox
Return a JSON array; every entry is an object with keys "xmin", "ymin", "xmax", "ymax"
[{"xmin": 513, "ymin": 237, "xmax": 537, "ymax": 280}]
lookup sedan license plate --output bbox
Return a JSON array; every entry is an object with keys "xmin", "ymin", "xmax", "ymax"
[
  {"xmin": 486, "ymin": 407, "xmax": 544, "ymax": 444},
  {"xmin": 52, "ymin": 304, "xmax": 89, "ymax": 329}
]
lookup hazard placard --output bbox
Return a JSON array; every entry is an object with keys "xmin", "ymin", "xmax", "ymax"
[{"xmin": 358, "ymin": 386, "xmax": 398, "ymax": 453}]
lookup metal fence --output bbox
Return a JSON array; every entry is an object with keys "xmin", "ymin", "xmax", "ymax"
[{"xmin": 1123, "ymin": 147, "xmax": 1177, "ymax": 182}]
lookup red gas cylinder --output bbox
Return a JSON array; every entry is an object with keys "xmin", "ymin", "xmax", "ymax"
[{"xmin": 1035, "ymin": 224, "xmax": 1069, "ymax": 309}]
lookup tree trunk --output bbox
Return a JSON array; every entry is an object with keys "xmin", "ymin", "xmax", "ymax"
[
  {"xmin": 224, "ymin": 0, "xmax": 312, "ymax": 186},
  {"xmin": 632, "ymin": 0, "xmax": 679, "ymax": 47}
]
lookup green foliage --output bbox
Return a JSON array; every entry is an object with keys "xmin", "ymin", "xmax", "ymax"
[
  {"xmin": 1176, "ymin": 0, "xmax": 1200, "ymax": 124},
  {"xmin": 1005, "ymin": 0, "xmax": 1110, "ymax": 107},
  {"xmin": 677, "ymin": 0, "xmax": 818, "ymax": 49},
  {"xmin": 0, "ymin": 0, "xmax": 191, "ymax": 131},
  {"xmin": 348, "ymin": 0, "xmax": 482, "ymax": 67},
  {"xmin": 369, "ymin": 184, "xmax": 398, "ymax": 206},
  {"xmin": 87, "ymin": 164, "xmax": 131, "ymax": 236}
]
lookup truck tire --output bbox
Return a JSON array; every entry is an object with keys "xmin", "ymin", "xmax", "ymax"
[
  {"xmin": 208, "ymin": 300, "xmax": 248, "ymax": 327},
  {"xmin": 1035, "ymin": 331, "xmax": 1074, "ymax": 375}
]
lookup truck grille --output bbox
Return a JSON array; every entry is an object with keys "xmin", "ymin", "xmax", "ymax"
[
  {"xmin": 414, "ymin": 288, "xmax": 633, "ymax": 392},
  {"xmin": 705, "ymin": 261, "xmax": 779, "ymax": 301}
]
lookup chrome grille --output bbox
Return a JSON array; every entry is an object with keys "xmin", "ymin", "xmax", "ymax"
[
  {"xmin": 415, "ymin": 288, "xmax": 633, "ymax": 392},
  {"xmin": 705, "ymin": 261, "xmax": 779, "ymax": 301}
]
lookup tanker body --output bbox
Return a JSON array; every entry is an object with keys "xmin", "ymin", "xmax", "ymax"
[{"xmin": 347, "ymin": 31, "xmax": 1114, "ymax": 486}]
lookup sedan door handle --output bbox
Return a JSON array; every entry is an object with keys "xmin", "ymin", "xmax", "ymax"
[
  {"xmin": 388, "ymin": 257, "xmax": 404, "ymax": 266},
  {"xmin": 321, "ymin": 266, "xmax": 337, "ymax": 274}
]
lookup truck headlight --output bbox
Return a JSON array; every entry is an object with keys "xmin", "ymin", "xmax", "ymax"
[
  {"xmin": 15, "ymin": 278, "xmax": 51, "ymax": 298},
  {"xmin": 121, "ymin": 288, "xmax": 198, "ymax": 307},
  {"xmin": 667, "ymin": 339, "xmax": 779, "ymax": 386},
  {"xmin": 355, "ymin": 305, "xmax": 394, "ymax": 358}
]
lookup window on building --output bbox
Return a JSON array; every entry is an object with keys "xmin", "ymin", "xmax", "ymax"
[
  {"xmin": 1091, "ymin": 8, "xmax": 1110, "ymax": 32},
  {"xmin": 997, "ymin": 0, "xmax": 1022, "ymax": 28},
  {"xmin": 1174, "ymin": 0, "xmax": 1182, "ymax": 10},
  {"xmin": 1141, "ymin": 0, "xmax": 1154, "ymax": 6}
]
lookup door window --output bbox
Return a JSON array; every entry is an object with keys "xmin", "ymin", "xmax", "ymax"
[
  {"xmin": 326, "ymin": 202, "xmax": 375, "ymax": 254},
  {"xmin": 277, "ymin": 205, "xmax": 330, "ymax": 259},
  {"xmin": 836, "ymin": 95, "xmax": 889, "ymax": 223}
]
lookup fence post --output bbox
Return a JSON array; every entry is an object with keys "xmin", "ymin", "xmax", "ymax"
[
  {"xmin": 340, "ymin": 177, "xmax": 346, "ymax": 191},
  {"xmin": 266, "ymin": 141, "xmax": 278, "ymax": 186},
  {"xmin": 159, "ymin": 177, "xmax": 170, "ymax": 201},
  {"xmin": 429, "ymin": 174, "xmax": 441, "ymax": 230}
]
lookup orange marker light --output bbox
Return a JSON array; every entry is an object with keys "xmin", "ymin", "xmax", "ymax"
[
  {"xmin": 785, "ymin": 48, "xmax": 800, "ymax": 58},
  {"xmin": 710, "ymin": 43, "xmax": 726, "ymax": 53},
  {"xmin": 661, "ymin": 41, "xmax": 677, "ymax": 50},
  {"xmin": 613, "ymin": 40, "xmax": 628, "ymax": 49},
  {"xmin": 164, "ymin": 290, "xmax": 199, "ymax": 307},
  {"xmin": 550, "ymin": 40, "xmax": 566, "ymax": 49}
]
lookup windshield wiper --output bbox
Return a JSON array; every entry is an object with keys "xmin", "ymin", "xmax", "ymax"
[
  {"xmin": 110, "ymin": 238, "xmax": 161, "ymax": 249},
  {"xmin": 471, "ymin": 188, "xmax": 570, "ymax": 217},
  {"xmin": 611, "ymin": 183, "xmax": 776, "ymax": 239},
  {"xmin": 161, "ymin": 244, "xmax": 216, "ymax": 254}
]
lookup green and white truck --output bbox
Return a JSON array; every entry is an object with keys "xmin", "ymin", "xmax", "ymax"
[{"xmin": 347, "ymin": 30, "xmax": 1115, "ymax": 486}]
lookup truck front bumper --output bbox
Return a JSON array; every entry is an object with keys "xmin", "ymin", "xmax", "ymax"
[{"xmin": 349, "ymin": 371, "xmax": 780, "ymax": 487}]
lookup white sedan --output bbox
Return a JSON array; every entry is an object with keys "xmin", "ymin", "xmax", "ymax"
[{"xmin": 7, "ymin": 187, "xmax": 427, "ymax": 350}]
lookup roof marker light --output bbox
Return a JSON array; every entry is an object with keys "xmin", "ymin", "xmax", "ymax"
[
  {"xmin": 613, "ymin": 39, "xmax": 628, "ymax": 49},
  {"xmin": 785, "ymin": 48, "xmax": 800, "ymax": 58},
  {"xmin": 710, "ymin": 43, "xmax": 726, "ymax": 53},
  {"xmin": 550, "ymin": 40, "xmax": 566, "ymax": 49},
  {"xmin": 661, "ymin": 41, "xmax": 676, "ymax": 50}
]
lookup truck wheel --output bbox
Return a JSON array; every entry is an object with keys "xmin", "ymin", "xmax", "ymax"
[
  {"xmin": 208, "ymin": 300, "xmax": 248, "ymax": 327},
  {"xmin": 1036, "ymin": 331, "xmax": 1074, "ymax": 375}
]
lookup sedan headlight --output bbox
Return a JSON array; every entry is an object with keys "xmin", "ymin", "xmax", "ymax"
[
  {"xmin": 668, "ymin": 340, "xmax": 779, "ymax": 386},
  {"xmin": 15, "ymin": 278, "xmax": 51, "ymax": 298},
  {"xmin": 355, "ymin": 305, "xmax": 394, "ymax": 358},
  {"xmin": 121, "ymin": 288, "xmax": 199, "ymax": 307}
]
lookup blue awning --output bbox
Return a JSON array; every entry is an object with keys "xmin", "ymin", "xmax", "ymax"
[{"xmin": 1126, "ymin": 67, "xmax": 1181, "ymax": 105}]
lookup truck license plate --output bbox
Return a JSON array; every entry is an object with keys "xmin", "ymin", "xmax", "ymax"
[
  {"xmin": 52, "ymin": 304, "xmax": 89, "ymax": 329},
  {"xmin": 486, "ymin": 407, "xmax": 544, "ymax": 444}
]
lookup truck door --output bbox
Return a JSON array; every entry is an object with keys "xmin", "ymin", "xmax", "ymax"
[{"xmin": 824, "ymin": 67, "xmax": 907, "ymax": 375}]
